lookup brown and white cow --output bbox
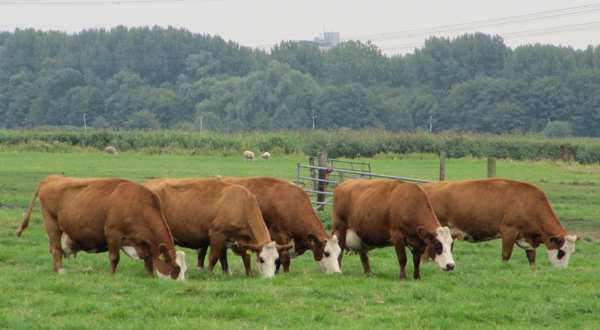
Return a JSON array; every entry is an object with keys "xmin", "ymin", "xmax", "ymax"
[
  {"xmin": 144, "ymin": 178, "xmax": 291, "ymax": 278},
  {"xmin": 422, "ymin": 179, "xmax": 577, "ymax": 268},
  {"xmin": 16, "ymin": 175, "xmax": 187, "ymax": 280},
  {"xmin": 215, "ymin": 177, "xmax": 341, "ymax": 274},
  {"xmin": 332, "ymin": 179, "xmax": 455, "ymax": 280}
]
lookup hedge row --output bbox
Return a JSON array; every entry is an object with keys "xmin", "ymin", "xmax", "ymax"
[{"xmin": 1, "ymin": 129, "xmax": 600, "ymax": 163}]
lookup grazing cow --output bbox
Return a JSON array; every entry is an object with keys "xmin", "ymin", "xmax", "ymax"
[
  {"xmin": 16, "ymin": 175, "xmax": 187, "ymax": 280},
  {"xmin": 243, "ymin": 150, "xmax": 255, "ymax": 161},
  {"xmin": 261, "ymin": 152, "xmax": 271, "ymax": 160},
  {"xmin": 422, "ymin": 179, "xmax": 577, "ymax": 268},
  {"xmin": 144, "ymin": 178, "xmax": 291, "ymax": 278},
  {"xmin": 332, "ymin": 179, "xmax": 455, "ymax": 280},
  {"xmin": 200, "ymin": 176, "xmax": 341, "ymax": 274}
]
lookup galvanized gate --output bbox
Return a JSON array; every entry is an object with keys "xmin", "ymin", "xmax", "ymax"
[{"xmin": 295, "ymin": 156, "xmax": 430, "ymax": 210}]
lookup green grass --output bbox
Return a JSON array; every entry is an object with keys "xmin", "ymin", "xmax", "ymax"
[{"xmin": 1, "ymin": 151, "xmax": 600, "ymax": 329}]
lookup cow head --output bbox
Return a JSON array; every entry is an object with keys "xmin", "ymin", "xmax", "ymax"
[
  {"xmin": 547, "ymin": 234, "xmax": 577, "ymax": 268},
  {"xmin": 155, "ymin": 244, "xmax": 187, "ymax": 280},
  {"xmin": 308, "ymin": 234, "xmax": 341, "ymax": 273},
  {"xmin": 419, "ymin": 226, "xmax": 455, "ymax": 272},
  {"xmin": 256, "ymin": 242, "xmax": 279, "ymax": 278}
]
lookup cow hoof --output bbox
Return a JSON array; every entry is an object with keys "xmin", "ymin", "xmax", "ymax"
[{"xmin": 196, "ymin": 266, "xmax": 204, "ymax": 272}]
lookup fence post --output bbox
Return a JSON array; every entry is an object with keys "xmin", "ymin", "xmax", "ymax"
[
  {"xmin": 317, "ymin": 152, "xmax": 328, "ymax": 210},
  {"xmin": 487, "ymin": 157, "xmax": 496, "ymax": 178},
  {"xmin": 309, "ymin": 156, "xmax": 317, "ymax": 191},
  {"xmin": 439, "ymin": 151, "xmax": 447, "ymax": 181}
]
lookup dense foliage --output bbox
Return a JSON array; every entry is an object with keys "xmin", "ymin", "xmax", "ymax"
[
  {"xmin": 3, "ymin": 129, "xmax": 600, "ymax": 164},
  {"xmin": 2, "ymin": 27, "xmax": 600, "ymax": 136}
]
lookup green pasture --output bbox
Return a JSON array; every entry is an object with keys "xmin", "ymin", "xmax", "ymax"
[{"xmin": 1, "ymin": 151, "xmax": 599, "ymax": 329}]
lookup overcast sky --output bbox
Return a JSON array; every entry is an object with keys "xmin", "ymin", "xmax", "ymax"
[{"xmin": 1, "ymin": 0, "xmax": 599, "ymax": 54}]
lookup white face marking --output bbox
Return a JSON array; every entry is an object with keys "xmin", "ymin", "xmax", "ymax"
[
  {"xmin": 318, "ymin": 235, "xmax": 342, "ymax": 274},
  {"xmin": 175, "ymin": 250, "xmax": 187, "ymax": 280},
  {"xmin": 434, "ymin": 227, "xmax": 455, "ymax": 271},
  {"xmin": 60, "ymin": 233, "xmax": 75, "ymax": 257},
  {"xmin": 155, "ymin": 250, "xmax": 187, "ymax": 281},
  {"xmin": 256, "ymin": 242, "xmax": 279, "ymax": 278},
  {"xmin": 548, "ymin": 235, "xmax": 577, "ymax": 268},
  {"xmin": 122, "ymin": 246, "xmax": 141, "ymax": 260},
  {"xmin": 345, "ymin": 229, "xmax": 364, "ymax": 252}
]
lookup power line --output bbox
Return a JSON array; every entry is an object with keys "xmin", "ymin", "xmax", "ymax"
[
  {"xmin": 351, "ymin": 2, "xmax": 600, "ymax": 41},
  {"xmin": 382, "ymin": 20, "xmax": 600, "ymax": 54},
  {"xmin": 0, "ymin": 0, "xmax": 221, "ymax": 5}
]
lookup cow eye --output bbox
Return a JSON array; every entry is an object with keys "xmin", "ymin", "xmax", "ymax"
[
  {"xmin": 259, "ymin": 257, "xmax": 265, "ymax": 263},
  {"xmin": 324, "ymin": 251, "xmax": 330, "ymax": 258}
]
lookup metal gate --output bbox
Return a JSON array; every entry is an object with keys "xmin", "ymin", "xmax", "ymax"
[{"xmin": 295, "ymin": 157, "xmax": 429, "ymax": 210}]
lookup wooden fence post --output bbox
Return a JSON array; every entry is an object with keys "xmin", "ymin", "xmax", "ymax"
[
  {"xmin": 317, "ymin": 152, "xmax": 328, "ymax": 210},
  {"xmin": 309, "ymin": 156, "xmax": 317, "ymax": 191},
  {"xmin": 487, "ymin": 157, "xmax": 496, "ymax": 178},
  {"xmin": 439, "ymin": 151, "xmax": 447, "ymax": 181}
]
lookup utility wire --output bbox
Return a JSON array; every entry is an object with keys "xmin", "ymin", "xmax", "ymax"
[
  {"xmin": 0, "ymin": 0, "xmax": 221, "ymax": 5},
  {"xmin": 351, "ymin": 2, "xmax": 600, "ymax": 41},
  {"xmin": 382, "ymin": 20, "xmax": 600, "ymax": 53}
]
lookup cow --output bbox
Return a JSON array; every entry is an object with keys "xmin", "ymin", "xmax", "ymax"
[
  {"xmin": 332, "ymin": 179, "xmax": 455, "ymax": 280},
  {"xmin": 261, "ymin": 152, "xmax": 271, "ymax": 160},
  {"xmin": 243, "ymin": 150, "xmax": 255, "ymax": 161},
  {"xmin": 15, "ymin": 175, "xmax": 187, "ymax": 280},
  {"xmin": 144, "ymin": 178, "xmax": 291, "ymax": 278},
  {"xmin": 422, "ymin": 179, "xmax": 577, "ymax": 268},
  {"xmin": 201, "ymin": 176, "xmax": 341, "ymax": 274}
]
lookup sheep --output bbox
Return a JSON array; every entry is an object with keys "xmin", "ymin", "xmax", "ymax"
[
  {"xmin": 104, "ymin": 145, "xmax": 119, "ymax": 155},
  {"xmin": 243, "ymin": 150, "xmax": 255, "ymax": 161},
  {"xmin": 261, "ymin": 151, "xmax": 271, "ymax": 160}
]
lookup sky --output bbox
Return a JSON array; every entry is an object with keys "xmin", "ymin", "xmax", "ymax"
[{"xmin": 1, "ymin": 0, "xmax": 599, "ymax": 55}]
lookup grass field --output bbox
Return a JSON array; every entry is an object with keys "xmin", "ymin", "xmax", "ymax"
[{"xmin": 1, "ymin": 151, "xmax": 600, "ymax": 329}]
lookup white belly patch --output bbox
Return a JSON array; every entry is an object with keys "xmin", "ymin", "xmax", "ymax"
[
  {"xmin": 61, "ymin": 233, "xmax": 76, "ymax": 257},
  {"xmin": 122, "ymin": 246, "xmax": 141, "ymax": 260},
  {"xmin": 346, "ymin": 229, "xmax": 365, "ymax": 252},
  {"xmin": 516, "ymin": 239, "xmax": 535, "ymax": 251},
  {"xmin": 288, "ymin": 239, "xmax": 298, "ymax": 258}
]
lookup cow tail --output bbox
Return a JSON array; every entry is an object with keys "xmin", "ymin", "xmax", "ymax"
[{"xmin": 16, "ymin": 184, "xmax": 40, "ymax": 237}]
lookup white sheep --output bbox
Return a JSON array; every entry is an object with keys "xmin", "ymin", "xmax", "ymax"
[
  {"xmin": 104, "ymin": 145, "xmax": 119, "ymax": 155},
  {"xmin": 243, "ymin": 150, "xmax": 255, "ymax": 161},
  {"xmin": 261, "ymin": 151, "xmax": 271, "ymax": 160}
]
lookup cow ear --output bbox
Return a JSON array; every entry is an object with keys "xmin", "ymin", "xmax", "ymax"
[
  {"xmin": 417, "ymin": 227, "xmax": 434, "ymax": 244},
  {"xmin": 158, "ymin": 243, "xmax": 172, "ymax": 262},
  {"xmin": 307, "ymin": 234, "xmax": 321, "ymax": 248},
  {"xmin": 549, "ymin": 236, "xmax": 564, "ymax": 248}
]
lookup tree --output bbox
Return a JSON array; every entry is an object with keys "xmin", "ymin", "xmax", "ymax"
[{"xmin": 125, "ymin": 111, "xmax": 161, "ymax": 130}]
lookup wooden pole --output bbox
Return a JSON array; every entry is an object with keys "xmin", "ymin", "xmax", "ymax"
[
  {"xmin": 317, "ymin": 152, "xmax": 328, "ymax": 210},
  {"xmin": 439, "ymin": 151, "xmax": 447, "ymax": 181},
  {"xmin": 487, "ymin": 157, "xmax": 496, "ymax": 178}
]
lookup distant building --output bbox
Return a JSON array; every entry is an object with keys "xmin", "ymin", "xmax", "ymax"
[{"xmin": 313, "ymin": 32, "xmax": 341, "ymax": 51}]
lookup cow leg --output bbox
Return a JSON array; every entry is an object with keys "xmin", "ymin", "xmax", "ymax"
[
  {"xmin": 275, "ymin": 257, "xmax": 282, "ymax": 274},
  {"xmin": 359, "ymin": 251, "xmax": 372, "ymax": 276},
  {"xmin": 143, "ymin": 257, "xmax": 154, "ymax": 276},
  {"xmin": 219, "ymin": 248, "xmax": 230, "ymax": 275},
  {"xmin": 525, "ymin": 249, "xmax": 536, "ymax": 267},
  {"xmin": 280, "ymin": 249, "xmax": 291, "ymax": 273},
  {"xmin": 333, "ymin": 227, "xmax": 347, "ymax": 269},
  {"xmin": 41, "ymin": 210, "xmax": 65, "ymax": 273},
  {"xmin": 241, "ymin": 252, "xmax": 253, "ymax": 276},
  {"xmin": 393, "ymin": 244, "xmax": 408, "ymax": 280},
  {"xmin": 412, "ymin": 247, "xmax": 424, "ymax": 280},
  {"xmin": 106, "ymin": 235, "xmax": 122, "ymax": 274},
  {"xmin": 208, "ymin": 232, "xmax": 226, "ymax": 273},
  {"xmin": 500, "ymin": 228, "xmax": 518, "ymax": 262},
  {"xmin": 197, "ymin": 247, "xmax": 208, "ymax": 271}
]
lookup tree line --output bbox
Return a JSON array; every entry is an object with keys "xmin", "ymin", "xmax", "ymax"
[{"xmin": 1, "ymin": 27, "xmax": 600, "ymax": 136}]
